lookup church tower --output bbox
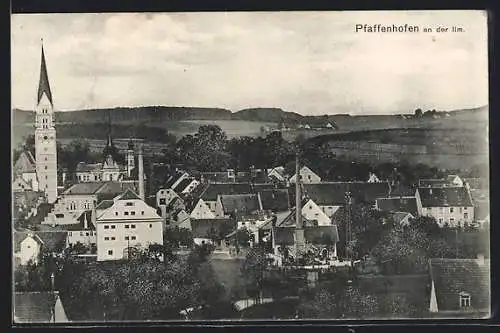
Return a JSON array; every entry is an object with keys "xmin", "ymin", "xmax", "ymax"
[{"xmin": 35, "ymin": 41, "xmax": 58, "ymax": 203}]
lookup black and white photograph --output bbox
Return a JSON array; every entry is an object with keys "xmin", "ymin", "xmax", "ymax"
[{"xmin": 11, "ymin": 11, "xmax": 490, "ymax": 323}]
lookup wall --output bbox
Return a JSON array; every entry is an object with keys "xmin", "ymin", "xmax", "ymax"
[
  {"xmin": 68, "ymin": 230, "xmax": 97, "ymax": 247},
  {"xmin": 97, "ymin": 220, "xmax": 163, "ymax": 261},
  {"xmin": 422, "ymin": 206, "xmax": 474, "ymax": 227}
]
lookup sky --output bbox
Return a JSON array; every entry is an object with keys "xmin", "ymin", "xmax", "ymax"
[{"xmin": 11, "ymin": 11, "xmax": 488, "ymax": 115}]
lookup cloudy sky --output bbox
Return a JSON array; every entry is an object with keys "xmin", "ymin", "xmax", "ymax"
[{"xmin": 11, "ymin": 11, "xmax": 488, "ymax": 115}]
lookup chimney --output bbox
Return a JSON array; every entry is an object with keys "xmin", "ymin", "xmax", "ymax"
[
  {"xmin": 138, "ymin": 143, "xmax": 145, "ymax": 201},
  {"xmin": 294, "ymin": 152, "xmax": 305, "ymax": 258}
]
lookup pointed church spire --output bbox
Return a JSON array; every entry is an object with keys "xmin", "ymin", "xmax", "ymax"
[
  {"xmin": 38, "ymin": 39, "xmax": 53, "ymax": 105},
  {"xmin": 103, "ymin": 110, "xmax": 116, "ymax": 158}
]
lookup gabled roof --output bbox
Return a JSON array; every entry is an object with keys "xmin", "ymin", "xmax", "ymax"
[
  {"xmin": 13, "ymin": 231, "xmax": 67, "ymax": 252},
  {"xmin": 200, "ymin": 172, "xmax": 232, "ymax": 183},
  {"xmin": 302, "ymin": 182, "xmax": 390, "ymax": 206},
  {"xmin": 95, "ymin": 199, "xmax": 114, "ymax": 210},
  {"xmin": 387, "ymin": 211, "xmax": 414, "ymax": 225},
  {"xmin": 116, "ymin": 188, "xmax": 141, "ymax": 201},
  {"xmin": 13, "ymin": 232, "xmax": 44, "ymax": 252},
  {"xmin": 418, "ymin": 187, "xmax": 473, "ymax": 207},
  {"xmin": 175, "ymin": 178, "xmax": 195, "ymax": 193},
  {"xmin": 389, "ymin": 185, "xmax": 417, "ymax": 197},
  {"xmin": 429, "ymin": 258, "xmax": 490, "ymax": 312},
  {"xmin": 376, "ymin": 197, "xmax": 419, "ymax": 216},
  {"xmin": 14, "ymin": 292, "xmax": 69, "ymax": 323},
  {"xmin": 190, "ymin": 218, "xmax": 236, "ymax": 238},
  {"xmin": 278, "ymin": 201, "xmax": 317, "ymax": 227},
  {"xmin": 63, "ymin": 182, "xmax": 105, "ymax": 195},
  {"xmin": 219, "ymin": 194, "xmax": 260, "ymax": 215},
  {"xmin": 95, "ymin": 181, "xmax": 138, "ymax": 201},
  {"xmin": 200, "ymin": 183, "xmax": 253, "ymax": 201},
  {"xmin": 272, "ymin": 225, "xmax": 339, "ymax": 246},
  {"xmin": 14, "ymin": 151, "xmax": 37, "ymax": 174},
  {"xmin": 258, "ymin": 189, "xmax": 290, "ymax": 212},
  {"xmin": 75, "ymin": 162, "xmax": 102, "ymax": 173}
]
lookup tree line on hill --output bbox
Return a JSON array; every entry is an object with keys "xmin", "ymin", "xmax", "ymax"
[{"xmin": 14, "ymin": 124, "xmax": 487, "ymax": 187}]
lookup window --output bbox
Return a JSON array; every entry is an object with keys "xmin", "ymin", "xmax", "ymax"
[
  {"xmin": 111, "ymin": 237, "xmax": 115, "ymax": 240},
  {"xmin": 125, "ymin": 236, "xmax": 129, "ymax": 240},
  {"xmin": 131, "ymin": 225, "xmax": 136, "ymax": 229},
  {"xmin": 149, "ymin": 224, "xmax": 152, "ymax": 228},
  {"xmin": 141, "ymin": 211, "xmax": 144, "ymax": 215},
  {"xmin": 111, "ymin": 225, "xmax": 116, "ymax": 229},
  {"xmin": 460, "ymin": 293, "xmax": 471, "ymax": 308},
  {"xmin": 108, "ymin": 250, "xmax": 113, "ymax": 255},
  {"xmin": 69, "ymin": 232, "xmax": 72, "ymax": 236},
  {"xmin": 86, "ymin": 232, "xmax": 89, "ymax": 236},
  {"xmin": 104, "ymin": 237, "xmax": 109, "ymax": 240},
  {"xmin": 450, "ymin": 218, "xmax": 455, "ymax": 224},
  {"xmin": 125, "ymin": 225, "xmax": 129, "ymax": 229},
  {"xmin": 104, "ymin": 225, "xmax": 109, "ymax": 229},
  {"xmin": 125, "ymin": 202, "xmax": 134, "ymax": 206},
  {"xmin": 131, "ymin": 211, "xmax": 136, "ymax": 216},
  {"xmin": 464, "ymin": 213, "xmax": 469, "ymax": 219},
  {"xmin": 124, "ymin": 212, "xmax": 129, "ymax": 216},
  {"xmin": 438, "ymin": 218, "xmax": 444, "ymax": 224},
  {"xmin": 115, "ymin": 212, "xmax": 118, "ymax": 216},
  {"xmin": 464, "ymin": 207, "xmax": 468, "ymax": 210},
  {"xmin": 44, "ymin": 166, "xmax": 48, "ymax": 170},
  {"xmin": 45, "ymin": 157, "xmax": 48, "ymax": 161},
  {"xmin": 309, "ymin": 205, "xmax": 312, "ymax": 210},
  {"xmin": 450, "ymin": 207, "xmax": 454, "ymax": 213},
  {"xmin": 131, "ymin": 236, "xmax": 136, "ymax": 240},
  {"xmin": 159, "ymin": 198, "xmax": 166, "ymax": 205},
  {"xmin": 80, "ymin": 232, "xmax": 84, "ymax": 236}
]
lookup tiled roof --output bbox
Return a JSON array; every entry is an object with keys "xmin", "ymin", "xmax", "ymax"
[
  {"xmin": 14, "ymin": 151, "xmax": 37, "ymax": 174},
  {"xmin": 96, "ymin": 199, "xmax": 114, "ymax": 210},
  {"xmin": 252, "ymin": 183, "xmax": 276, "ymax": 192},
  {"xmin": 63, "ymin": 182, "xmax": 105, "ymax": 195},
  {"xmin": 200, "ymin": 183, "xmax": 252, "ymax": 201},
  {"xmin": 201, "ymin": 172, "xmax": 232, "ymax": 183},
  {"xmin": 272, "ymin": 225, "xmax": 339, "ymax": 246},
  {"xmin": 418, "ymin": 179, "xmax": 450, "ymax": 187},
  {"xmin": 418, "ymin": 187, "xmax": 473, "ymax": 207},
  {"xmin": 75, "ymin": 162, "xmax": 102, "ymax": 173},
  {"xmin": 13, "ymin": 231, "xmax": 67, "ymax": 252},
  {"xmin": 389, "ymin": 185, "xmax": 417, "ymax": 197},
  {"xmin": 13, "ymin": 232, "xmax": 44, "ymax": 252},
  {"xmin": 429, "ymin": 258, "xmax": 490, "ymax": 312},
  {"xmin": 116, "ymin": 188, "xmax": 141, "ymax": 201},
  {"xmin": 14, "ymin": 292, "xmax": 68, "ymax": 323},
  {"xmin": 219, "ymin": 194, "xmax": 260, "ymax": 215},
  {"xmin": 258, "ymin": 189, "xmax": 290, "ymax": 212},
  {"xmin": 376, "ymin": 197, "xmax": 419, "ymax": 216},
  {"xmin": 278, "ymin": 202, "xmax": 318, "ymax": 227},
  {"xmin": 302, "ymin": 182, "xmax": 390, "ymax": 206},
  {"xmin": 190, "ymin": 218, "xmax": 236, "ymax": 238},
  {"xmin": 165, "ymin": 171, "xmax": 186, "ymax": 188},
  {"xmin": 387, "ymin": 211, "xmax": 413, "ymax": 225},
  {"xmin": 175, "ymin": 178, "xmax": 194, "ymax": 193}
]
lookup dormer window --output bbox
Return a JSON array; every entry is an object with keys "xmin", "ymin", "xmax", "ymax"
[{"xmin": 460, "ymin": 292, "xmax": 471, "ymax": 308}]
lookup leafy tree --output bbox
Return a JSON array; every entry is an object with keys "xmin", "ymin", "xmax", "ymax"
[
  {"xmin": 414, "ymin": 108, "xmax": 423, "ymax": 118},
  {"xmin": 235, "ymin": 228, "xmax": 252, "ymax": 247},
  {"xmin": 241, "ymin": 246, "xmax": 270, "ymax": 303}
]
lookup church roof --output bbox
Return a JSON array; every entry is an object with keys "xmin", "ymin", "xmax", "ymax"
[
  {"xmin": 14, "ymin": 151, "xmax": 37, "ymax": 174},
  {"xmin": 37, "ymin": 43, "xmax": 53, "ymax": 105}
]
